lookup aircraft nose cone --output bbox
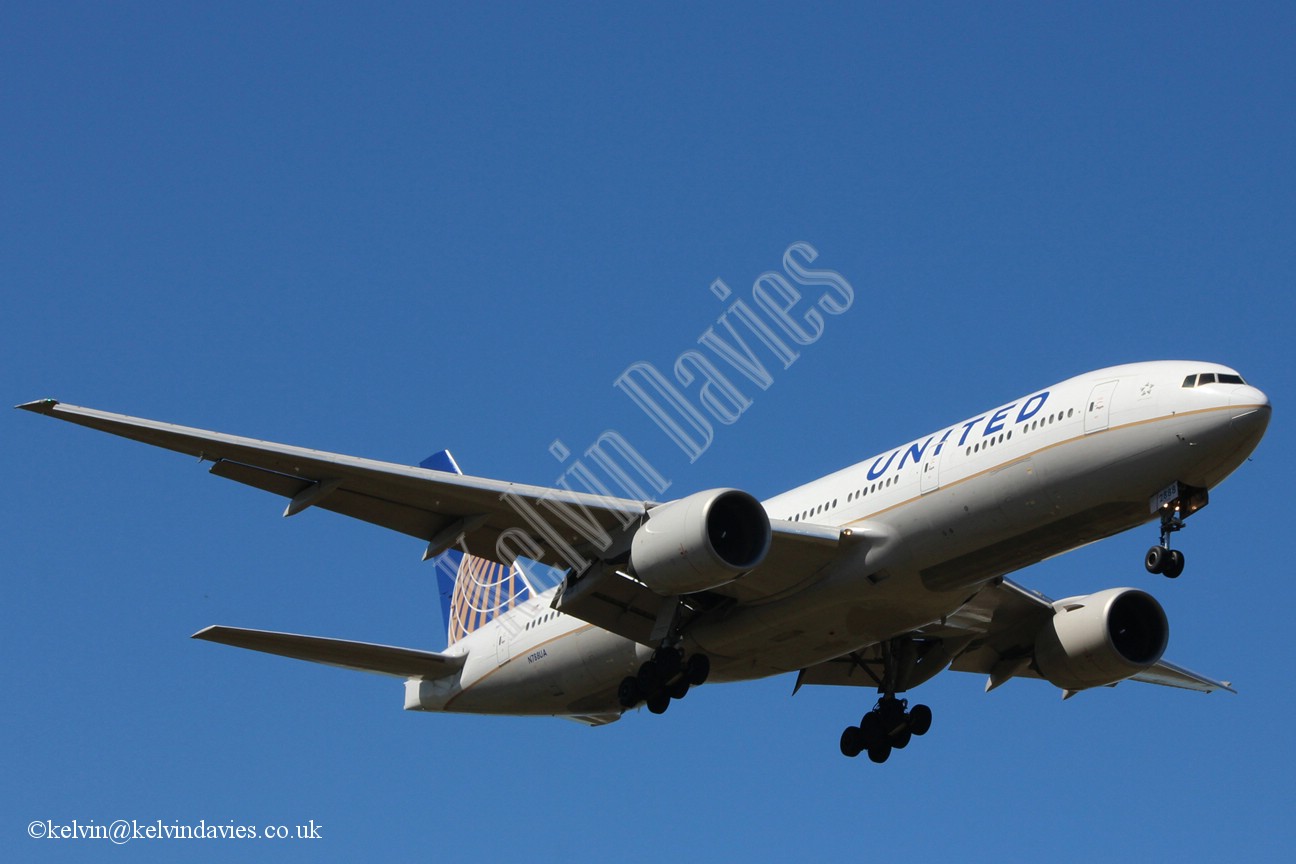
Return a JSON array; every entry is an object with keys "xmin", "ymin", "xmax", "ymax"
[
  {"xmin": 1229, "ymin": 386, "xmax": 1271, "ymax": 443},
  {"xmin": 1229, "ymin": 384, "xmax": 1269, "ymax": 409}
]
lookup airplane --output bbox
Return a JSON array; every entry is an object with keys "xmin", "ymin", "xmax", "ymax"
[{"xmin": 18, "ymin": 360, "xmax": 1270, "ymax": 764}]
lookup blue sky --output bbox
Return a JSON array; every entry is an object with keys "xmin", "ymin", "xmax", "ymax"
[{"xmin": 4, "ymin": 3, "xmax": 1294, "ymax": 861}]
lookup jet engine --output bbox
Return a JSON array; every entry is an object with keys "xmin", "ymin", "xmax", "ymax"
[
  {"xmin": 1034, "ymin": 588, "xmax": 1169, "ymax": 691},
  {"xmin": 629, "ymin": 488, "xmax": 771, "ymax": 596}
]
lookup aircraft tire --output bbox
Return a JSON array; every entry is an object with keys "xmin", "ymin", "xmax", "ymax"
[
  {"xmin": 637, "ymin": 660, "xmax": 662, "ymax": 696},
  {"xmin": 867, "ymin": 743, "xmax": 891, "ymax": 764},
  {"xmin": 859, "ymin": 712, "xmax": 885, "ymax": 748},
  {"xmin": 1164, "ymin": 549, "xmax": 1185, "ymax": 579},
  {"xmin": 1145, "ymin": 546, "xmax": 1167, "ymax": 574},
  {"xmin": 646, "ymin": 693, "xmax": 670, "ymax": 715},
  {"xmin": 617, "ymin": 676, "xmax": 641, "ymax": 708},
  {"xmin": 908, "ymin": 704, "xmax": 933, "ymax": 736},
  {"xmin": 840, "ymin": 726, "xmax": 863, "ymax": 758},
  {"xmin": 656, "ymin": 648, "xmax": 682, "ymax": 679},
  {"xmin": 685, "ymin": 653, "xmax": 710, "ymax": 686}
]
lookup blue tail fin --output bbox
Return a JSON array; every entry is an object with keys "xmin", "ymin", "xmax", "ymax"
[
  {"xmin": 432, "ymin": 548, "xmax": 538, "ymax": 645},
  {"xmin": 422, "ymin": 449, "xmax": 561, "ymax": 645},
  {"xmin": 419, "ymin": 449, "xmax": 463, "ymax": 474}
]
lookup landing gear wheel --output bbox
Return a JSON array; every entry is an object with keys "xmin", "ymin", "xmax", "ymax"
[
  {"xmin": 667, "ymin": 679, "xmax": 690, "ymax": 700},
  {"xmin": 637, "ymin": 660, "xmax": 662, "ymax": 696},
  {"xmin": 1145, "ymin": 545, "xmax": 1167, "ymax": 575},
  {"xmin": 617, "ymin": 676, "xmax": 641, "ymax": 708},
  {"xmin": 685, "ymin": 653, "xmax": 711, "ymax": 686},
  {"xmin": 908, "ymin": 703, "xmax": 933, "ymax": 736},
  {"xmin": 646, "ymin": 692, "xmax": 670, "ymax": 714},
  {"xmin": 840, "ymin": 726, "xmax": 863, "ymax": 758},
  {"xmin": 656, "ymin": 647, "xmax": 683, "ymax": 680},
  {"xmin": 1164, "ymin": 549, "xmax": 1185, "ymax": 579},
  {"xmin": 840, "ymin": 639, "xmax": 940, "ymax": 764},
  {"xmin": 859, "ymin": 712, "xmax": 884, "ymax": 748}
]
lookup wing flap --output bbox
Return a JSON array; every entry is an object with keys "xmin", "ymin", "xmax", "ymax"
[
  {"xmin": 209, "ymin": 459, "xmax": 450, "ymax": 540},
  {"xmin": 553, "ymin": 565, "xmax": 663, "ymax": 646},
  {"xmin": 193, "ymin": 625, "xmax": 466, "ymax": 679}
]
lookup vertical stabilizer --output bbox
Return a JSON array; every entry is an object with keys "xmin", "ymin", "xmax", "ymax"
[
  {"xmin": 422, "ymin": 449, "xmax": 541, "ymax": 646},
  {"xmin": 435, "ymin": 551, "xmax": 537, "ymax": 644}
]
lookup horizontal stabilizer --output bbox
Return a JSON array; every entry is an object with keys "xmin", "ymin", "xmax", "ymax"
[{"xmin": 192, "ymin": 625, "xmax": 465, "ymax": 679}]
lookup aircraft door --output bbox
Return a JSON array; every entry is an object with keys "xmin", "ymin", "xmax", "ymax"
[
  {"xmin": 494, "ymin": 622, "xmax": 511, "ymax": 666},
  {"xmin": 920, "ymin": 450, "xmax": 941, "ymax": 493},
  {"xmin": 1085, "ymin": 381, "xmax": 1118, "ymax": 434}
]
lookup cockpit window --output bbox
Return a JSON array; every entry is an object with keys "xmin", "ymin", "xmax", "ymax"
[{"xmin": 1182, "ymin": 372, "xmax": 1247, "ymax": 388}]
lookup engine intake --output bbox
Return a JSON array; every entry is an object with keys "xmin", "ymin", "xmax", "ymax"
[
  {"xmin": 630, "ymin": 488, "xmax": 770, "ymax": 596},
  {"xmin": 1034, "ymin": 587, "xmax": 1169, "ymax": 691}
]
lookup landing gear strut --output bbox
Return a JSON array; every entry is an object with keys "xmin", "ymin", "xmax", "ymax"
[
  {"xmin": 618, "ymin": 647, "xmax": 710, "ymax": 714},
  {"xmin": 837, "ymin": 639, "xmax": 934, "ymax": 763},
  {"xmin": 1144, "ymin": 483, "xmax": 1207, "ymax": 579}
]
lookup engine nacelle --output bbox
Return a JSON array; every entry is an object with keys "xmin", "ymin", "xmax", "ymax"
[
  {"xmin": 629, "ymin": 489, "xmax": 771, "ymax": 596},
  {"xmin": 1034, "ymin": 587, "xmax": 1169, "ymax": 691}
]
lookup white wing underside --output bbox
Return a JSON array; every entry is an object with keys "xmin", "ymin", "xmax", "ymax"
[
  {"xmin": 797, "ymin": 578, "xmax": 1234, "ymax": 695},
  {"xmin": 17, "ymin": 399, "xmax": 860, "ymax": 608}
]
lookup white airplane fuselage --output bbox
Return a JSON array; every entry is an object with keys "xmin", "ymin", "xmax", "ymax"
[{"xmin": 408, "ymin": 360, "xmax": 1269, "ymax": 719}]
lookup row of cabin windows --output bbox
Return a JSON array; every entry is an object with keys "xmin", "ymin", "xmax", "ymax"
[
  {"xmin": 525, "ymin": 611, "xmax": 559, "ymax": 631},
  {"xmin": 967, "ymin": 408, "xmax": 1076, "ymax": 455},
  {"xmin": 846, "ymin": 474, "xmax": 897, "ymax": 504},
  {"xmin": 788, "ymin": 404, "xmax": 1081, "ymax": 522},
  {"xmin": 788, "ymin": 475, "xmax": 899, "ymax": 522}
]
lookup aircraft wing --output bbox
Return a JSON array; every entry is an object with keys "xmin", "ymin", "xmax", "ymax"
[
  {"xmin": 193, "ymin": 625, "xmax": 465, "ymax": 679},
  {"xmin": 796, "ymin": 578, "xmax": 1234, "ymax": 695},
  {"xmin": 19, "ymin": 398, "xmax": 647, "ymax": 559},
  {"xmin": 20, "ymin": 400, "xmax": 862, "ymax": 641}
]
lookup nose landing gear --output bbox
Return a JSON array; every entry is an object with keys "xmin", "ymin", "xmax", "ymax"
[
  {"xmin": 1145, "ymin": 483, "xmax": 1208, "ymax": 579},
  {"xmin": 1144, "ymin": 544, "xmax": 1185, "ymax": 579}
]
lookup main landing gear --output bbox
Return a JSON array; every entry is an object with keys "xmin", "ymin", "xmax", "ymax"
[
  {"xmin": 836, "ymin": 639, "xmax": 936, "ymax": 763},
  {"xmin": 618, "ymin": 648, "xmax": 710, "ymax": 715},
  {"xmin": 839, "ymin": 696, "xmax": 932, "ymax": 764},
  {"xmin": 1144, "ymin": 483, "xmax": 1208, "ymax": 579}
]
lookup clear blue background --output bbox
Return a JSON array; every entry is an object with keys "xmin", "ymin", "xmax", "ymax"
[{"xmin": 4, "ymin": 3, "xmax": 1292, "ymax": 861}]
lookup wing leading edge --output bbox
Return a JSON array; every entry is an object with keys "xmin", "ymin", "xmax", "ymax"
[
  {"xmin": 19, "ymin": 399, "xmax": 860, "ymax": 647},
  {"xmin": 17, "ymin": 398, "xmax": 646, "ymax": 561}
]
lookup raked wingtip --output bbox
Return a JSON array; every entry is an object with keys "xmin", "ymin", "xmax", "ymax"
[{"xmin": 15, "ymin": 398, "xmax": 60, "ymax": 414}]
